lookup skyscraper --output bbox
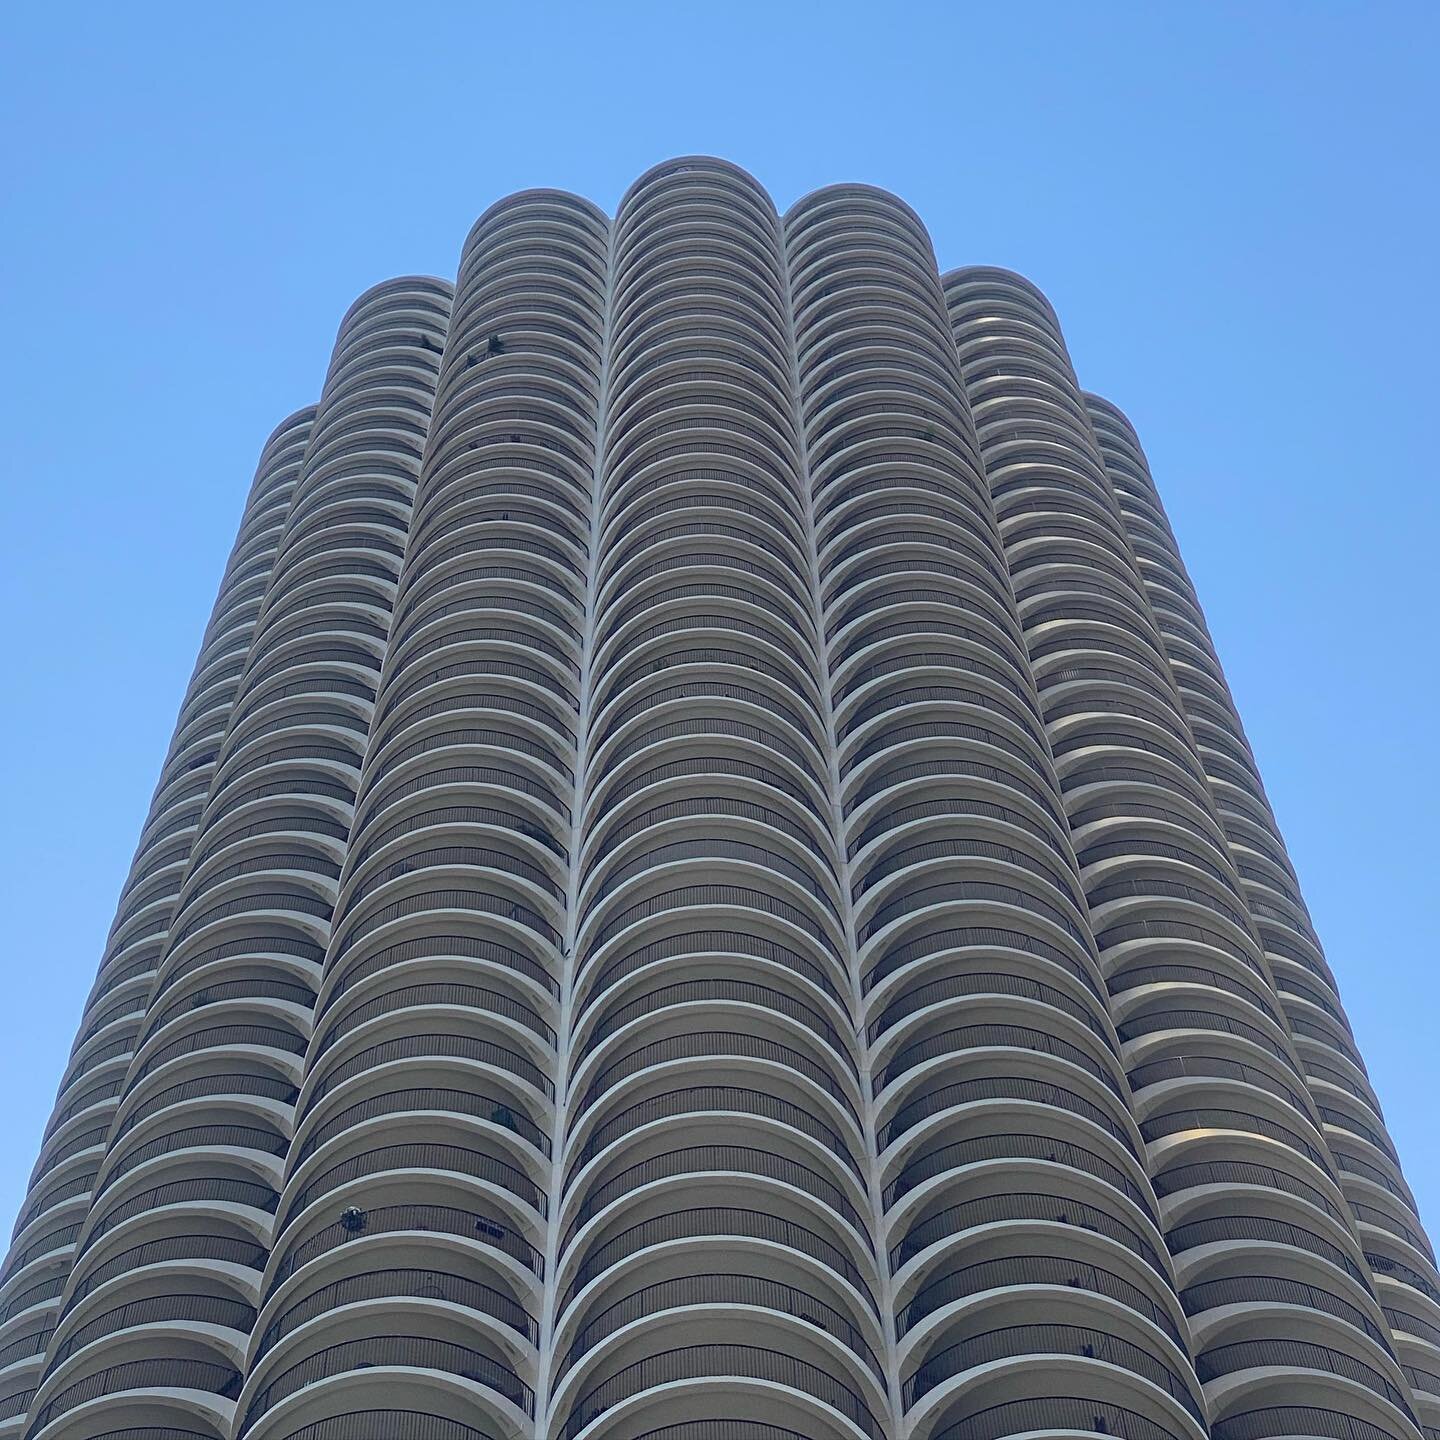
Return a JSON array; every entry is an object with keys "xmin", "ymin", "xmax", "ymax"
[{"xmin": 2, "ymin": 156, "xmax": 1434, "ymax": 1440}]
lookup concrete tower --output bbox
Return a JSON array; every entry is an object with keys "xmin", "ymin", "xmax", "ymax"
[{"xmin": 2, "ymin": 159, "xmax": 1433, "ymax": 1440}]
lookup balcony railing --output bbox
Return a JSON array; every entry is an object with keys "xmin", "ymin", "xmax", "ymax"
[
  {"xmin": 255, "ymin": 1265, "xmax": 537, "ymax": 1358},
  {"xmin": 98, "ymin": 1122, "xmax": 288, "ymax": 1193},
  {"xmin": 0, "ymin": 1275, "xmax": 64, "ymax": 1324},
  {"xmin": 866, "ymin": 965, "xmax": 1104, "ymax": 1045},
  {"xmin": 315, "ymin": 978, "xmax": 555, "ymax": 1046},
  {"xmin": 66, "ymin": 1232, "xmax": 268, "ymax": 1308},
  {"xmin": 563, "ymin": 1144, "xmax": 867, "ymax": 1246},
  {"xmin": 884, "ymin": 1129, "xmax": 1152, "ymax": 1214},
  {"xmin": 80, "ymin": 1175, "xmax": 279, "ymax": 1255},
  {"xmin": 878, "ymin": 1071, "xmax": 1134, "ymax": 1153},
  {"xmin": 579, "ymin": 1031, "xmax": 856, "ymax": 1116},
  {"xmin": 0, "ymin": 1324, "xmax": 52, "ymax": 1370},
  {"xmin": 273, "ymin": 1414, "xmax": 502, "ymax": 1440},
  {"xmin": 560, "ymin": 1272, "xmax": 880, "ymax": 1376},
  {"xmin": 113, "ymin": 1072, "xmax": 300, "ymax": 1139},
  {"xmin": 569, "ymin": 1084, "xmax": 859, "ymax": 1176},
  {"xmin": 241, "ymin": 1335, "xmax": 534, "ymax": 1432},
  {"xmin": 615, "ymin": 1423, "xmax": 810, "ymax": 1440},
  {"xmin": 559, "ymin": 1342, "xmax": 881, "ymax": 1440},
  {"xmin": 890, "ymin": 1190, "xmax": 1164, "ymax": 1275},
  {"xmin": 1212, "ymin": 1405, "xmax": 1404, "ymax": 1440},
  {"xmin": 561, "ymin": 1204, "xmax": 871, "ymax": 1310},
  {"xmin": 1197, "ymin": 1338, "xmax": 1414, "ymax": 1418},
  {"xmin": 308, "ymin": 1031, "xmax": 554, "ymax": 1105},
  {"xmin": 1139, "ymin": 1107, "xmax": 1325, "ymax": 1170},
  {"xmin": 580, "ymin": 977, "xmax": 850, "ymax": 1063},
  {"xmin": 1127, "ymin": 1054, "xmax": 1305, "ymax": 1113},
  {"xmin": 1152, "ymin": 1157, "xmax": 1342, "ymax": 1221},
  {"xmin": 286, "ymin": 1140, "xmax": 545, "ymax": 1220},
  {"xmin": 873, "ymin": 1021, "xmax": 1123, "ymax": 1099},
  {"xmin": 0, "ymin": 1384, "xmax": 36, "ymax": 1423},
  {"xmin": 898, "ymin": 1253, "xmax": 1182, "ymax": 1347},
  {"xmin": 1166, "ymin": 1215, "xmax": 1364, "ymax": 1285},
  {"xmin": 901, "ymin": 1321, "xmax": 1204, "ymax": 1423},
  {"xmin": 0, "ymin": 1223, "xmax": 82, "ymax": 1282},
  {"xmin": 933, "ymin": 1395, "xmax": 1187, "ymax": 1440},
  {"xmin": 295, "ymin": 1085, "xmax": 549, "ymax": 1164},
  {"xmin": 30, "ymin": 1357, "xmax": 242, "ymax": 1430},
  {"xmin": 133, "ymin": 1023, "xmax": 307, "ymax": 1082},
  {"xmin": 1181, "ymin": 1274, "xmax": 1390, "ymax": 1350},
  {"xmin": 48, "ymin": 1291, "xmax": 256, "ymax": 1365},
  {"xmin": 270, "ymin": 1200, "xmax": 543, "ymax": 1289}
]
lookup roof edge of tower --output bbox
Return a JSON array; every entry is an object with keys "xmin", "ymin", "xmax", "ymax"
[
  {"xmin": 941, "ymin": 263, "xmax": 1060, "ymax": 324},
  {"xmin": 259, "ymin": 404, "xmax": 319, "ymax": 452},
  {"xmin": 619, "ymin": 155, "xmax": 775, "ymax": 217},
  {"xmin": 336, "ymin": 273, "xmax": 456, "ymax": 332},
  {"xmin": 782, "ymin": 179, "xmax": 933, "ymax": 244},
  {"xmin": 462, "ymin": 188, "xmax": 611, "ymax": 255},
  {"xmin": 1081, "ymin": 390, "xmax": 1141, "ymax": 437}
]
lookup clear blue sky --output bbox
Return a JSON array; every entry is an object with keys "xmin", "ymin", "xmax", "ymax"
[{"xmin": 2, "ymin": 2, "xmax": 1436, "ymax": 1239}]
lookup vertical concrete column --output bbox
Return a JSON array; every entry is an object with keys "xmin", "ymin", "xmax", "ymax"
[
  {"xmin": 0, "ymin": 409, "xmax": 313, "ymax": 1434},
  {"xmin": 786, "ymin": 191, "xmax": 1203, "ymax": 1440},
  {"xmin": 945, "ymin": 266, "xmax": 1422, "ymax": 1440},
  {"xmin": 551, "ymin": 158, "xmax": 885, "ymax": 1440},
  {"xmin": 21, "ymin": 279, "xmax": 452, "ymax": 1440},
  {"xmin": 1085, "ymin": 390, "xmax": 1440, "ymax": 1430},
  {"xmin": 241, "ymin": 193, "xmax": 606, "ymax": 1440}
]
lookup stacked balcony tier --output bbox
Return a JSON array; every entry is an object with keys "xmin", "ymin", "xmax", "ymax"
[{"xmin": 945, "ymin": 267, "xmax": 1426, "ymax": 1440}]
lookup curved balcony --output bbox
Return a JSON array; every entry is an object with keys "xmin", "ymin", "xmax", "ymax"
[
  {"xmin": 0, "ymin": 414, "xmax": 318, "ymax": 1403},
  {"xmin": 292, "ymin": 1083, "xmax": 549, "ymax": 1167},
  {"xmin": 931, "ymin": 1393, "xmax": 1194, "ymax": 1440},
  {"xmin": 26, "ymin": 1353, "xmax": 242, "ymax": 1434},
  {"xmin": 1210, "ymin": 1406, "xmax": 1416, "ymax": 1440},
  {"xmin": 557, "ymin": 1271, "xmax": 881, "ymax": 1380},
  {"xmin": 1182, "ymin": 1274, "xmax": 1395, "ymax": 1353},
  {"xmin": 268, "ymin": 1199, "xmax": 544, "ymax": 1289},
  {"xmin": 1197, "ymin": 1336, "xmax": 1415, "ymax": 1418},
  {"xmin": 253, "ymin": 1414, "xmax": 501, "ymax": 1440},
  {"xmin": 559, "ymin": 1202, "xmax": 876, "ymax": 1315},
  {"xmin": 901, "ymin": 1320, "xmax": 1204, "ymax": 1423},
  {"xmin": 45, "ymin": 1290, "xmax": 256, "ymax": 1368},
  {"xmin": 898, "ymin": 1251, "xmax": 1185, "ymax": 1347},
  {"xmin": 253, "ymin": 1264, "xmax": 537, "ymax": 1360},
  {"xmin": 890, "ymin": 1182, "xmax": 1169, "ymax": 1279},
  {"xmin": 282, "ymin": 1136, "xmax": 546, "ymax": 1227},
  {"xmin": 884, "ymin": 1119, "xmax": 1156, "ymax": 1221},
  {"xmin": 557, "ymin": 1341, "xmax": 882, "ymax": 1440},
  {"xmin": 238, "ymin": 1334, "xmax": 532, "ymax": 1433},
  {"xmin": 574, "ymin": 971, "xmax": 853, "ymax": 1077},
  {"xmin": 561, "ymin": 1140, "xmax": 872, "ymax": 1260},
  {"xmin": 63, "ymin": 1227, "xmax": 269, "ymax": 1313}
]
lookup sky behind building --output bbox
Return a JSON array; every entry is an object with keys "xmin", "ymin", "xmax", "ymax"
[{"xmin": 1, "ymin": 0, "xmax": 1436, "ymax": 1238}]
